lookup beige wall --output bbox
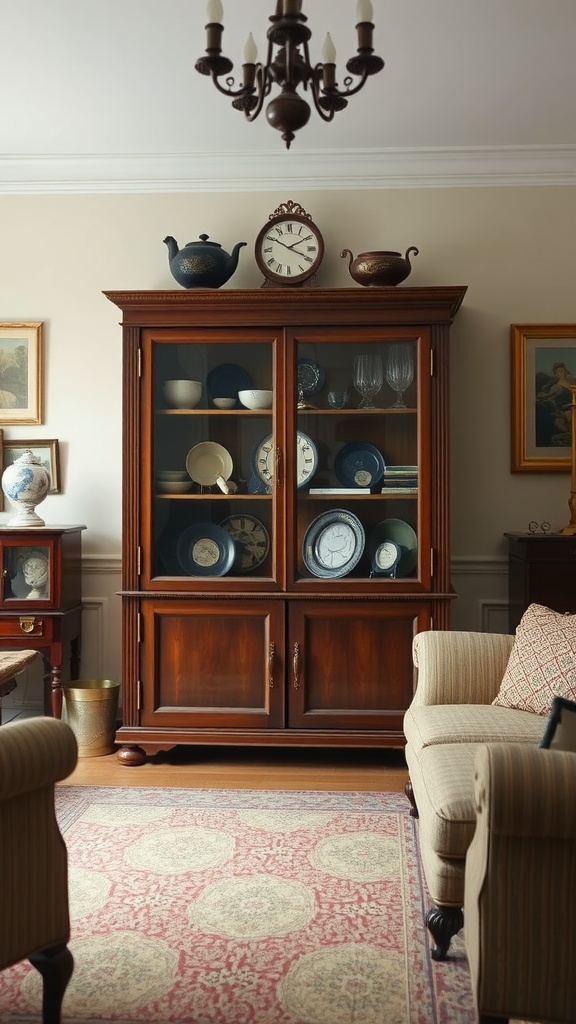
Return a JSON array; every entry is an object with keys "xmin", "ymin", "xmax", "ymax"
[{"xmin": 0, "ymin": 185, "xmax": 574, "ymax": 694}]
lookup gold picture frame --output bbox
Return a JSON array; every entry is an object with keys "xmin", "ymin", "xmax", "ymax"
[
  {"xmin": 2, "ymin": 439, "xmax": 60, "ymax": 494},
  {"xmin": 0, "ymin": 322, "xmax": 43, "ymax": 425},
  {"xmin": 511, "ymin": 323, "xmax": 576, "ymax": 472}
]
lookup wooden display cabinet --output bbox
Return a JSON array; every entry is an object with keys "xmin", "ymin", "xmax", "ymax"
[
  {"xmin": 0, "ymin": 525, "xmax": 85, "ymax": 716},
  {"xmin": 106, "ymin": 287, "xmax": 466, "ymax": 765}
]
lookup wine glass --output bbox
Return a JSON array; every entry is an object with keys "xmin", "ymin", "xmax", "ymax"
[
  {"xmin": 386, "ymin": 345, "xmax": 414, "ymax": 408},
  {"xmin": 353, "ymin": 354, "xmax": 383, "ymax": 409}
]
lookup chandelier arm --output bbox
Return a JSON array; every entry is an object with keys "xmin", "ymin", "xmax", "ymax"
[
  {"xmin": 245, "ymin": 64, "xmax": 271, "ymax": 122},
  {"xmin": 209, "ymin": 72, "xmax": 249, "ymax": 100},
  {"xmin": 309, "ymin": 73, "xmax": 336, "ymax": 123},
  {"xmin": 334, "ymin": 69, "xmax": 371, "ymax": 99}
]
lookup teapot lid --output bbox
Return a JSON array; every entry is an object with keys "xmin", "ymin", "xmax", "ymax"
[{"xmin": 186, "ymin": 233, "xmax": 222, "ymax": 249}]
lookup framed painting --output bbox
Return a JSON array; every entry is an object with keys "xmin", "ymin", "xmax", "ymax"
[
  {"xmin": 2, "ymin": 439, "xmax": 60, "ymax": 494},
  {"xmin": 511, "ymin": 323, "xmax": 576, "ymax": 471},
  {"xmin": 0, "ymin": 322, "xmax": 43, "ymax": 424}
]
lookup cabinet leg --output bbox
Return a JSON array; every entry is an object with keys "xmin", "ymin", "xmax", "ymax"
[{"xmin": 117, "ymin": 744, "xmax": 147, "ymax": 766}]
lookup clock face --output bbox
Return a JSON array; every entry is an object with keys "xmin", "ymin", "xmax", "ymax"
[
  {"xmin": 375, "ymin": 540, "xmax": 401, "ymax": 571},
  {"xmin": 219, "ymin": 515, "xmax": 270, "ymax": 573},
  {"xmin": 316, "ymin": 522, "xmax": 357, "ymax": 570},
  {"xmin": 254, "ymin": 432, "xmax": 317, "ymax": 489},
  {"xmin": 255, "ymin": 214, "xmax": 324, "ymax": 285}
]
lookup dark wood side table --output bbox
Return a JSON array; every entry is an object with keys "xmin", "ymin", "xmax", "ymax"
[
  {"xmin": 0, "ymin": 525, "xmax": 86, "ymax": 718},
  {"xmin": 504, "ymin": 531, "xmax": 576, "ymax": 634}
]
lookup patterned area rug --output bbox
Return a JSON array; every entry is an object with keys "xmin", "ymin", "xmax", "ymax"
[{"xmin": 0, "ymin": 787, "xmax": 478, "ymax": 1024}]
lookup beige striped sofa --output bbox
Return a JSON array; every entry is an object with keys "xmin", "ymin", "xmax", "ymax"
[
  {"xmin": 403, "ymin": 630, "xmax": 546, "ymax": 960},
  {"xmin": 465, "ymin": 742, "xmax": 576, "ymax": 1024},
  {"xmin": 0, "ymin": 716, "xmax": 78, "ymax": 1024}
]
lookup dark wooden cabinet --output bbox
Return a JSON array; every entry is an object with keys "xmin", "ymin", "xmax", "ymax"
[
  {"xmin": 505, "ymin": 531, "xmax": 576, "ymax": 633},
  {"xmin": 106, "ymin": 287, "xmax": 466, "ymax": 764},
  {"xmin": 0, "ymin": 525, "xmax": 85, "ymax": 716}
]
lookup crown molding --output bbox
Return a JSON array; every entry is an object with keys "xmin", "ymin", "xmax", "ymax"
[{"xmin": 0, "ymin": 145, "xmax": 575, "ymax": 195}]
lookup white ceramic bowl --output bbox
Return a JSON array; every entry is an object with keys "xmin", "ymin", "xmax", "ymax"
[
  {"xmin": 157, "ymin": 470, "xmax": 188, "ymax": 481},
  {"xmin": 212, "ymin": 397, "xmax": 236, "ymax": 409},
  {"xmin": 157, "ymin": 480, "xmax": 192, "ymax": 493},
  {"xmin": 238, "ymin": 389, "xmax": 273, "ymax": 410},
  {"xmin": 163, "ymin": 379, "xmax": 202, "ymax": 409}
]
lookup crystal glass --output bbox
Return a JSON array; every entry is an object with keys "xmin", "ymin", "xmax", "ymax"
[
  {"xmin": 353, "ymin": 354, "xmax": 383, "ymax": 409},
  {"xmin": 385, "ymin": 345, "xmax": 414, "ymax": 408}
]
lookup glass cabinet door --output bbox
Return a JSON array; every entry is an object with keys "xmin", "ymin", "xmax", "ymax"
[
  {"xmin": 1, "ymin": 542, "xmax": 51, "ymax": 602},
  {"xmin": 144, "ymin": 330, "xmax": 281, "ymax": 590},
  {"xmin": 290, "ymin": 328, "xmax": 428, "ymax": 588}
]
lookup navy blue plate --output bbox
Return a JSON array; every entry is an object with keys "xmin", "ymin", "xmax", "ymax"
[
  {"xmin": 334, "ymin": 442, "xmax": 385, "ymax": 489},
  {"xmin": 176, "ymin": 522, "xmax": 235, "ymax": 577},
  {"xmin": 206, "ymin": 363, "xmax": 252, "ymax": 401}
]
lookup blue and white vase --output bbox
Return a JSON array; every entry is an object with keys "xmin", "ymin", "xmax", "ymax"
[{"xmin": 1, "ymin": 450, "xmax": 51, "ymax": 526}]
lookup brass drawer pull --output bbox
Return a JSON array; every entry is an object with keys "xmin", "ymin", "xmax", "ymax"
[
  {"xmin": 19, "ymin": 616, "xmax": 42, "ymax": 635},
  {"xmin": 292, "ymin": 641, "xmax": 300, "ymax": 689},
  {"xmin": 268, "ymin": 642, "xmax": 275, "ymax": 689}
]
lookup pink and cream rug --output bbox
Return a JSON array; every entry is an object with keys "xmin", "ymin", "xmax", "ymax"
[{"xmin": 0, "ymin": 787, "xmax": 477, "ymax": 1024}]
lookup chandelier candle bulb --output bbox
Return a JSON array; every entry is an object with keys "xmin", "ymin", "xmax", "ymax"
[
  {"xmin": 321, "ymin": 33, "xmax": 337, "ymax": 63},
  {"xmin": 357, "ymin": 0, "xmax": 373, "ymax": 22},
  {"xmin": 243, "ymin": 33, "xmax": 257, "ymax": 63},
  {"xmin": 207, "ymin": 0, "xmax": 223, "ymax": 23}
]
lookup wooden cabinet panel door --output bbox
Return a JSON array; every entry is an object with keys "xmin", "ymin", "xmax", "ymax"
[
  {"xmin": 140, "ymin": 599, "xmax": 285, "ymax": 729},
  {"xmin": 287, "ymin": 601, "xmax": 430, "ymax": 732}
]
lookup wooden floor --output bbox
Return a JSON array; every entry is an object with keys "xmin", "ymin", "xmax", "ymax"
[{"xmin": 62, "ymin": 745, "xmax": 409, "ymax": 792}]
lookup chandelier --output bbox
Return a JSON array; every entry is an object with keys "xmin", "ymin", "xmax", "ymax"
[{"xmin": 195, "ymin": 1, "xmax": 384, "ymax": 149}]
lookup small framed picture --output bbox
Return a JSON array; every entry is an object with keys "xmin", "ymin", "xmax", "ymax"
[
  {"xmin": 511, "ymin": 323, "xmax": 576, "ymax": 472},
  {"xmin": 0, "ymin": 322, "xmax": 43, "ymax": 425},
  {"xmin": 3, "ymin": 439, "xmax": 60, "ymax": 494}
]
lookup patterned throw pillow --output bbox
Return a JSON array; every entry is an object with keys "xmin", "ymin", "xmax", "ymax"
[{"xmin": 493, "ymin": 603, "xmax": 576, "ymax": 715}]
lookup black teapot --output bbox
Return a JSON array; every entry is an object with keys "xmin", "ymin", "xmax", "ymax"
[{"xmin": 163, "ymin": 233, "xmax": 247, "ymax": 289}]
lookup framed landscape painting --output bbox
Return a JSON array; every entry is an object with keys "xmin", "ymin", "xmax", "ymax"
[
  {"xmin": 511, "ymin": 323, "xmax": 576, "ymax": 471},
  {"xmin": 0, "ymin": 322, "xmax": 43, "ymax": 424},
  {"xmin": 2, "ymin": 439, "xmax": 60, "ymax": 493}
]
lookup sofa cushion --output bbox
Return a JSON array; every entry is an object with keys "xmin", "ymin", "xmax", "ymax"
[
  {"xmin": 493, "ymin": 603, "xmax": 576, "ymax": 715},
  {"xmin": 405, "ymin": 742, "xmax": 480, "ymax": 859},
  {"xmin": 404, "ymin": 703, "xmax": 544, "ymax": 754},
  {"xmin": 540, "ymin": 695, "xmax": 576, "ymax": 752}
]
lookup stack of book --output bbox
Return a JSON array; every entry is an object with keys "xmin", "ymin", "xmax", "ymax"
[{"xmin": 381, "ymin": 465, "xmax": 418, "ymax": 493}]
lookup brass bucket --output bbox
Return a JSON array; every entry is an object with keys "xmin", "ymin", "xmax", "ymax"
[{"xmin": 62, "ymin": 679, "xmax": 120, "ymax": 757}]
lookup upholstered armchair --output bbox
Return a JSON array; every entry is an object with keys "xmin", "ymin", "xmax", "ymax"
[
  {"xmin": 0, "ymin": 716, "xmax": 78, "ymax": 1024},
  {"xmin": 464, "ymin": 743, "xmax": 576, "ymax": 1024}
]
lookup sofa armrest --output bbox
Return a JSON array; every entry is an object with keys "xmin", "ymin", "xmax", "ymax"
[
  {"xmin": 0, "ymin": 717, "xmax": 78, "ymax": 801},
  {"xmin": 464, "ymin": 743, "xmax": 576, "ymax": 1023},
  {"xmin": 473, "ymin": 743, "xmax": 576, "ymax": 839},
  {"xmin": 411, "ymin": 630, "xmax": 514, "ymax": 706}
]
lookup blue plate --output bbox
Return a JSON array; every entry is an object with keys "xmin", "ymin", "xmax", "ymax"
[
  {"xmin": 334, "ymin": 442, "xmax": 385, "ymax": 489},
  {"xmin": 206, "ymin": 363, "xmax": 252, "ymax": 401},
  {"xmin": 302, "ymin": 509, "xmax": 365, "ymax": 579},
  {"xmin": 176, "ymin": 522, "xmax": 235, "ymax": 577}
]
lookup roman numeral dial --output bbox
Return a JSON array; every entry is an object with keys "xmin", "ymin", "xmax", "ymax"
[{"xmin": 255, "ymin": 204, "xmax": 324, "ymax": 287}]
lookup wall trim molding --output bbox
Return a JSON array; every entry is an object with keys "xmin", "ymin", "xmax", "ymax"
[{"xmin": 1, "ymin": 146, "xmax": 575, "ymax": 195}]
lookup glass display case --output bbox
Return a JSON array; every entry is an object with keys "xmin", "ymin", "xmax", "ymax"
[
  {"xmin": 0, "ymin": 525, "xmax": 85, "ymax": 716},
  {"xmin": 107, "ymin": 286, "xmax": 466, "ymax": 765}
]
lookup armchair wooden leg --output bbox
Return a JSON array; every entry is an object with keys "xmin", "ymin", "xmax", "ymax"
[
  {"xmin": 425, "ymin": 905, "xmax": 463, "ymax": 960},
  {"xmin": 29, "ymin": 943, "xmax": 74, "ymax": 1024},
  {"xmin": 404, "ymin": 780, "xmax": 419, "ymax": 818}
]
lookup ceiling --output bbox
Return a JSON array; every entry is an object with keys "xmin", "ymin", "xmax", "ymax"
[{"xmin": 1, "ymin": 0, "xmax": 575, "ymax": 193}]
